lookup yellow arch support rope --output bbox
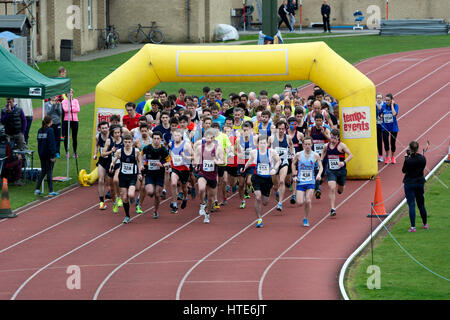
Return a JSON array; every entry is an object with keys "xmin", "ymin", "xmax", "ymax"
[{"xmin": 80, "ymin": 42, "xmax": 376, "ymax": 186}]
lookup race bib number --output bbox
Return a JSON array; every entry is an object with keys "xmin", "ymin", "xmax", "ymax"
[
  {"xmin": 276, "ymin": 147, "xmax": 288, "ymax": 159},
  {"xmin": 148, "ymin": 160, "xmax": 160, "ymax": 171},
  {"xmin": 257, "ymin": 163, "xmax": 270, "ymax": 176},
  {"xmin": 314, "ymin": 143, "xmax": 324, "ymax": 155},
  {"xmin": 244, "ymin": 149, "xmax": 251, "ymax": 159},
  {"xmin": 300, "ymin": 170, "xmax": 313, "ymax": 183},
  {"xmin": 328, "ymin": 158, "xmax": 340, "ymax": 170},
  {"xmin": 172, "ymin": 154, "xmax": 183, "ymax": 167},
  {"xmin": 121, "ymin": 163, "xmax": 135, "ymax": 175},
  {"xmin": 383, "ymin": 113, "xmax": 393, "ymax": 123},
  {"xmin": 203, "ymin": 160, "xmax": 215, "ymax": 172}
]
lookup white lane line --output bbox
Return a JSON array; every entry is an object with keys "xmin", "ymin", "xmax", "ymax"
[
  {"xmin": 10, "ymin": 197, "xmax": 172, "ymax": 300},
  {"xmin": 93, "ymin": 192, "xmax": 239, "ymax": 300},
  {"xmin": 257, "ymin": 109, "xmax": 450, "ymax": 300}
]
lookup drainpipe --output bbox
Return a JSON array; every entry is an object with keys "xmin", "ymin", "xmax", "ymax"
[{"xmin": 186, "ymin": 0, "xmax": 191, "ymax": 42}]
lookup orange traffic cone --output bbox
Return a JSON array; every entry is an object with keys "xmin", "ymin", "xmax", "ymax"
[
  {"xmin": 0, "ymin": 178, "xmax": 17, "ymax": 219},
  {"xmin": 367, "ymin": 176, "xmax": 388, "ymax": 218},
  {"xmin": 445, "ymin": 145, "xmax": 450, "ymax": 163}
]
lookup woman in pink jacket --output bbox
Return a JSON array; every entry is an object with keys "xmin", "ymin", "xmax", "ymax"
[{"xmin": 62, "ymin": 89, "xmax": 80, "ymax": 158}]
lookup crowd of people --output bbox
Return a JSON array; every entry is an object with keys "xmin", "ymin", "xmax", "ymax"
[{"xmin": 89, "ymin": 81, "xmax": 398, "ymax": 228}]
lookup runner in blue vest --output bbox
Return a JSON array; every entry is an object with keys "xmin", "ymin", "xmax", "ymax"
[{"xmin": 291, "ymin": 136, "xmax": 323, "ymax": 227}]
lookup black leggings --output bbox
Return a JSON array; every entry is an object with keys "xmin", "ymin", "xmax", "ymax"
[
  {"xmin": 382, "ymin": 130, "xmax": 398, "ymax": 153},
  {"xmin": 62, "ymin": 120, "xmax": 79, "ymax": 153},
  {"xmin": 278, "ymin": 14, "xmax": 292, "ymax": 31},
  {"xmin": 377, "ymin": 126, "xmax": 383, "ymax": 156},
  {"xmin": 36, "ymin": 158, "xmax": 54, "ymax": 192}
]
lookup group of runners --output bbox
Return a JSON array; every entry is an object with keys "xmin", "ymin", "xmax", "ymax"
[{"xmin": 93, "ymin": 85, "xmax": 353, "ymax": 227}]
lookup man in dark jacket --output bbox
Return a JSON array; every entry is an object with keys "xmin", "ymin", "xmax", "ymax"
[
  {"xmin": 402, "ymin": 141, "xmax": 428, "ymax": 232},
  {"xmin": 278, "ymin": 0, "xmax": 293, "ymax": 32},
  {"xmin": 321, "ymin": 0, "xmax": 331, "ymax": 33},
  {"xmin": 1, "ymin": 98, "xmax": 27, "ymax": 150}
]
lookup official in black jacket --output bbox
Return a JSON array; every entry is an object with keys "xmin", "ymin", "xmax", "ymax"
[
  {"xmin": 321, "ymin": 0, "xmax": 331, "ymax": 32},
  {"xmin": 402, "ymin": 141, "xmax": 428, "ymax": 232},
  {"xmin": 35, "ymin": 115, "xmax": 59, "ymax": 196}
]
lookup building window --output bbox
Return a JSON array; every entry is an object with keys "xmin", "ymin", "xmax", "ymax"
[{"xmin": 88, "ymin": 0, "xmax": 93, "ymax": 29}]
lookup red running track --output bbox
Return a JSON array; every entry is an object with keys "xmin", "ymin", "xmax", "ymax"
[{"xmin": 1, "ymin": 47, "xmax": 449, "ymax": 300}]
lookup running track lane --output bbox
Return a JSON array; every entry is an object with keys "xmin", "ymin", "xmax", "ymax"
[{"xmin": 1, "ymin": 47, "xmax": 449, "ymax": 300}]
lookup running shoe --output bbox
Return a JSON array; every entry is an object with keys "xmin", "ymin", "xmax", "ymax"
[
  {"xmin": 378, "ymin": 155, "xmax": 383, "ymax": 162},
  {"xmin": 330, "ymin": 208, "xmax": 336, "ymax": 217},
  {"xmin": 56, "ymin": 153, "xmax": 60, "ymax": 159},
  {"xmin": 240, "ymin": 200, "xmax": 246, "ymax": 209},
  {"xmin": 408, "ymin": 227, "xmax": 416, "ymax": 233},
  {"xmin": 385, "ymin": 157, "xmax": 391, "ymax": 165},
  {"xmin": 170, "ymin": 201, "xmax": 177, "ymax": 209},
  {"xmin": 136, "ymin": 205, "xmax": 143, "ymax": 214},
  {"xmin": 161, "ymin": 189, "xmax": 167, "ymax": 199},
  {"xmin": 203, "ymin": 213, "xmax": 210, "ymax": 224},
  {"xmin": 99, "ymin": 202, "xmax": 107, "ymax": 210},
  {"xmin": 226, "ymin": 185, "xmax": 230, "ymax": 193},
  {"xmin": 214, "ymin": 200, "xmax": 220, "ymax": 209},
  {"xmin": 290, "ymin": 193, "xmax": 296, "ymax": 204},
  {"xmin": 73, "ymin": 152, "xmax": 78, "ymax": 159},
  {"xmin": 199, "ymin": 203, "xmax": 206, "ymax": 216},
  {"xmin": 123, "ymin": 216, "xmax": 130, "ymax": 224},
  {"xmin": 177, "ymin": 192, "xmax": 183, "ymax": 200},
  {"xmin": 116, "ymin": 198, "xmax": 123, "ymax": 207},
  {"xmin": 48, "ymin": 191, "xmax": 59, "ymax": 196},
  {"xmin": 190, "ymin": 187, "xmax": 196, "ymax": 199},
  {"xmin": 66, "ymin": 152, "xmax": 70, "ymax": 158},
  {"xmin": 315, "ymin": 190, "xmax": 321, "ymax": 199},
  {"xmin": 275, "ymin": 191, "xmax": 280, "ymax": 202},
  {"xmin": 171, "ymin": 206, "xmax": 178, "ymax": 214},
  {"xmin": 112, "ymin": 202, "xmax": 118, "ymax": 214},
  {"xmin": 423, "ymin": 224, "xmax": 429, "ymax": 230},
  {"xmin": 181, "ymin": 198, "xmax": 188, "ymax": 209},
  {"xmin": 34, "ymin": 189, "xmax": 42, "ymax": 196},
  {"xmin": 153, "ymin": 212, "xmax": 159, "ymax": 219},
  {"xmin": 244, "ymin": 190, "xmax": 250, "ymax": 199},
  {"xmin": 303, "ymin": 218, "xmax": 310, "ymax": 227},
  {"xmin": 391, "ymin": 157, "xmax": 396, "ymax": 164},
  {"xmin": 256, "ymin": 218, "xmax": 263, "ymax": 228},
  {"xmin": 276, "ymin": 202, "xmax": 282, "ymax": 211}
]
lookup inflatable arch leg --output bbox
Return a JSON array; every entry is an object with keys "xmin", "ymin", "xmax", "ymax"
[{"xmin": 86, "ymin": 42, "xmax": 376, "ymax": 180}]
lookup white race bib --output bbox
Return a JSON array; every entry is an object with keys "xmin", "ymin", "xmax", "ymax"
[
  {"xmin": 244, "ymin": 149, "xmax": 251, "ymax": 159},
  {"xmin": 314, "ymin": 143, "xmax": 324, "ymax": 155},
  {"xmin": 383, "ymin": 113, "xmax": 393, "ymax": 123},
  {"xmin": 328, "ymin": 158, "xmax": 340, "ymax": 170},
  {"xmin": 257, "ymin": 163, "xmax": 270, "ymax": 176},
  {"xmin": 172, "ymin": 154, "xmax": 183, "ymax": 167},
  {"xmin": 121, "ymin": 163, "xmax": 135, "ymax": 174},
  {"xmin": 148, "ymin": 160, "xmax": 160, "ymax": 171},
  {"xmin": 203, "ymin": 160, "xmax": 215, "ymax": 172},
  {"xmin": 300, "ymin": 170, "xmax": 313, "ymax": 183},
  {"xmin": 276, "ymin": 147, "xmax": 288, "ymax": 159}
]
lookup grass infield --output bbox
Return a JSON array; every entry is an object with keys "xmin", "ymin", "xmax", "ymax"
[
  {"xmin": 1, "ymin": 34, "xmax": 448, "ymax": 210},
  {"xmin": 345, "ymin": 164, "xmax": 450, "ymax": 300}
]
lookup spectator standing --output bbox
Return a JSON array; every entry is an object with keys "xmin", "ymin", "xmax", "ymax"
[
  {"xmin": 45, "ymin": 96, "xmax": 62, "ymax": 158},
  {"xmin": 381, "ymin": 93, "xmax": 399, "ymax": 164},
  {"xmin": 1, "ymin": 98, "xmax": 27, "ymax": 150},
  {"xmin": 375, "ymin": 93, "xmax": 384, "ymax": 162},
  {"xmin": 34, "ymin": 115, "xmax": 58, "ymax": 196},
  {"xmin": 287, "ymin": 0, "xmax": 297, "ymax": 31},
  {"xmin": 402, "ymin": 141, "xmax": 428, "ymax": 233},
  {"xmin": 278, "ymin": 0, "xmax": 294, "ymax": 32},
  {"xmin": 0, "ymin": 126, "xmax": 23, "ymax": 186},
  {"xmin": 321, "ymin": 0, "xmax": 331, "ymax": 33},
  {"xmin": 16, "ymin": 98, "xmax": 33, "ymax": 145},
  {"xmin": 62, "ymin": 89, "xmax": 80, "ymax": 158}
]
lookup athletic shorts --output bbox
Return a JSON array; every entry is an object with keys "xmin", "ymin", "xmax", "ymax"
[
  {"xmin": 276, "ymin": 161, "xmax": 289, "ymax": 175},
  {"xmin": 217, "ymin": 166, "xmax": 226, "ymax": 178},
  {"xmin": 251, "ymin": 174, "xmax": 273, "ymax": 198},
  {"xmin": 296, "ymin": 183, "xmax": 316, "ymax": 192},
  {"xmin": 225, "ymin": 166, "xmax": 239, "ymax": 177},
  {"xmin": 172, "ymin": 168, "xmax": 190, "ymax": 184},
  {"xmin": 198, "ymin": 174, "xmax": 217, "ymax": 189},
  {"xmin": 326, "ymin": 167, "xmax": 347, "ymax": 186},
  {"xmin": 145, "ymin": 172, "xmax": 165, "ymax": 187},
  {"xmin": 237, "ymin": 164, "xmax": 254, "ymax": 177},
  {"xmin": 97, "ymin": 157, "xmax": 111, "ymax": 171},
  {"xmin": 118, "ymin": 174, "xmax": 137, "ymax": 189},
  {"xmin": 108, "ymin": 163, "xmax": 120, "ymax": 178}
]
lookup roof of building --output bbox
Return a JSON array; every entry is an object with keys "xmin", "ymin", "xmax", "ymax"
[{"xmin": 0, "ymin": 15, "xmax": 31, "ymax": 31}]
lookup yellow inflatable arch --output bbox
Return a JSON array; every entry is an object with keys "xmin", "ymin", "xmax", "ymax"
[{"xmin": 82, "ymin": 42, "xmax": 377, "ymax": 185}]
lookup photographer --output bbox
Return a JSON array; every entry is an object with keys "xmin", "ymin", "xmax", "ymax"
[
  {"xmin": 402, "ymin": 141, "xmax": 428, "ymax": 233},
  {"xmin": 0, "ymin": 125, "xmax": 24, "ymax": 186},
  {"xmin": 1, "ymin": 98, "xmax": 27, "ymax": 150}
]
